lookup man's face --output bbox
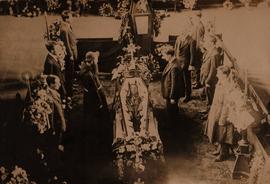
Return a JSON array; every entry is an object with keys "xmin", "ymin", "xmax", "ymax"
[
  {"xmin": 67, "ymin": 13, "xmax": 73, "ymax": 23},
  {"xmin": 54, "ymin": 45, "xmax": 65, "ymax": 60},
  {"xmin": 52, "ymin": 78, "xmax": 61, "ymax": 90},
  {"xmin": 165, "ymin": 54, "xmax": 172, "ymax": 62}
]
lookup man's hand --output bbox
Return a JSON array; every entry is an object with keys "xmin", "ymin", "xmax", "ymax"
[
  {"xmin": 70, "ymin": 56, "xmax": 74, "ymax": 61},
  {"xmin": 61, "ymin": 124, "xmax": 67, "ymax": 132},
  {"xmin": 170, "ymin": 99, "xmax": 176, "ymax": 104},
  {"xmin": 205, "ymin": 83, "xmax": 211, "ymax": 88},
  {"xmin": 97, "ymin": 85, "xmax": 103, "ymax": 91}
]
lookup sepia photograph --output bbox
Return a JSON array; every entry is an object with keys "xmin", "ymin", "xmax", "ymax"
[{"xmin": 0, "ymin": 0, "xmax": 270, "ymax": 183}]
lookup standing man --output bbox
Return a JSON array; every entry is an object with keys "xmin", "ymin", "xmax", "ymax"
[
  {"xmin": 161, "ymin": 49, "xmax": 185, "ymax": 117},
  {"xmin": 60, "ymin": 10, "xmax": 78, "ymax": 97},
  {"xmin": 190, "ymin": 11, "xmax": 205, "ymax": 89},
  {"xmin": 174, "ymin": 31, "xmax": 196, "ymax": 102},
  {"xmin": 44, "ymin": 41, "xmax": 66, "ymax": 99},
  {"xmin": 200, "ymin": 35, "xmax": 223, "ymax": 106}
]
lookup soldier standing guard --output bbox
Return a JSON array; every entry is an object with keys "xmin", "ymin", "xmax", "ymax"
[
  {"xmin": 44, "ymin": 41, "xmax": 67, "ymax": 100},
  {"xmin": 60, "ymin": 10, "xmax": 78, "ymax": 98}
]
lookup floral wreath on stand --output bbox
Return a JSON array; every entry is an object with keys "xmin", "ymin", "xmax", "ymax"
[
  {"xmin": 23, "ymin": 74, "xmax": 53, "ymax": 134},
  {"xmin": 223, "ymin": 0, "xmax": 234, "ymax": 10},
  {"xmin": 99, "ymin": 3, "xmax": 114, "ymax": 17}
]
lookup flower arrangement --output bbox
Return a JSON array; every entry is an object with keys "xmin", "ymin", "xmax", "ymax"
[
  {"xmin": 153, "ymin": 12, "xmax": 162, "ymax": 37},
  {"xmin": 23, "ymin": 74, "xmax": 54, "ymax": 134},
  {"xmin": 78, "ymin": 0, "xmax": 92, "ymax": 14},
  {"xmin": 44, "ymin": 19, "xmax": 61, "ymax": 41},
  {"xmin": 21, "ymin": 4, "xmax": 41, "ymax": 17},
  {"xmin": 0, "ymin": 166, "xmax": 36, "ymax": 184},
  {"xmin": 113, "ymin": 133, "xmax": 164, "ymax": 180},
  {"xmin": 239, "ymin": 0, "xmax": 252, "ymax": 7},
  {"xmin": 24, "ymin": 89, "xmax": 53, "ymax": 134},
  {"xmin": 46, "ymin": 0, "xmax": 61, "ymax": 12},
  {"xmin": 118, "ymin": 14, "xmax": 134, "ymax": 45},
  {"xmin": 99, "ymin": 3, "xmax": 114, "ymax": 17},
  {"xmin": 223, "ymin": 0, "xmax": 234, "ymax": 10},
  {"xmin": 112, "ymin": 43, "xmax": 160, "ymax": 84},
  {"xmin": 182, "ymin": 0, "xmax": 198, "ymax": 9},
  {"xmin": 115, "ymin": 0, "xmax": 130, "ymax": 19}
]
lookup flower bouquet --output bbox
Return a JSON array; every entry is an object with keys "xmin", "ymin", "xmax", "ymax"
[
  {"xmin": 46, "ymin": 0, "xmax": 61, "ymax": 12},
  {"xmin": 23, "ymin": 75, "xmax": 54, "ymax": 134},
  {"xmin": 113, "ymin": 133, "xmax": 164, "ymax": 181},
  {"xmin": 112, "ymin": 43, "xmax": 159, "ymax": 84},
  {"xmin": 223, "ymin": 0, "xmax": 234, "ymax": 10},
  {"xmin": 24, "ymin": 89, "xmax": 53, "ymax": 134},
  {"xmin": 182, "ymin": 0, "xmax": 198, "ymax": 9},
  {"xmin": 0, "ymin": 165, "xmax": 36, "ymax": 184},
  {"xmin": 115, "ymin": 0, "xmax": 130, "ymax": 19},
  {"xmin": 44, "ymin": 19, "xmax": 61, "ymax": 41},
  {"xmin": 99, "ymin": 3, "xmax": 114, "ymax": 17}
]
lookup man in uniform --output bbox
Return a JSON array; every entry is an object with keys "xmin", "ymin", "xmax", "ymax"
[
  {"xmin": 190, "ymin": 11, "xmax": 205, "ymax": 89},
  {"xmin": 44, "ymin": 41, "xmax": 66, "ymax": 99},
  {"xmin": 60, "ymin": 10, "xmax": 78, "ymax": 97}
]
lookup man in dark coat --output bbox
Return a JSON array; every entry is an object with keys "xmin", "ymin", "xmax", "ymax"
[
  {"xmin": 190, "ymin": 11, "xmax": 205, "ymax": 89},
  {"xmin": 44, "ymin": 41, "xmax": 66, "ymax": 99},
  {"xmin": 200, "ymin": 35, "xmax": 223, "ymax": 105},
  {"xmin": 60, "ymin": 10, "xmax": 78, "ymax": 97},
  {"xmin": 174, "ymin": 31, "xmax": 196, "ymax": 102},
  {"xmin": 161, "ymin": 49, "xmax": 185, "ymax": 116}
]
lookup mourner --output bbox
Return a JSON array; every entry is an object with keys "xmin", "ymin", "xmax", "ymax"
[
  {"xmin": 190, "ymin": 11, "xmax": 205, "ymax": 89},
  {"xmin": 200, "ymin": 34, "xmax": 223, "ymax": 106},
  {"xmin": 205, "ymin": 66, "xmax": 234, "ymax": 162},
  {"xmin": 44, "ymin": 41, "xmax": 66, "ymax": 99},
  {"xmin": 161, "ymin": 49, "xmax": 185, "ymax": 117},
  {"xmin": 79, "ymin": 51, "xmax": 108, "ymax": 117},
  {"xmin": 60, "ymin": 10, "xmax": 78, "ymax": 97},
  {"xmin": 37, "ymin": 75, "xmax": 67, "ymax": 182},
  {"xmin": 174, "ymin": 30, "xmax": 196, "ymax": 102}
]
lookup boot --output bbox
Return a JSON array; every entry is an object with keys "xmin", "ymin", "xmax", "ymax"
[{"xmin": 214, "ymin": 144, "xmax": 228, "ymax": 162}]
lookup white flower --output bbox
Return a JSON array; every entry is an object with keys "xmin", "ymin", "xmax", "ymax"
[
  {"xmin": 118, "ymin": 146, "xmax": 126, "ymax": 153},
  {"xmin": 141, "ymin": 143, "xmax": 151, "ymax": 151},
  {"xmin": 126, "ymin": 144, "xmax": 136, "ymax": 152}
]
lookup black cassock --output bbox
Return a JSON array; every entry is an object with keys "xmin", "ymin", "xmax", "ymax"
[
  {"xmin": 79, "ymin": 64, "xmax": 108, "ymax": 116},
  {"xmin": 78, "ymin": 63, "xmax": 111, "ymax": 157}
]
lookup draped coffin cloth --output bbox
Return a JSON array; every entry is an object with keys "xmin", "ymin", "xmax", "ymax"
[
  {"xmin": 113, "ymin": 77, "xmax": 161, "ymax": 142},
  {"xmin": 112, "ymin": 76, "xmax": 165, "ymax": 182}
]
